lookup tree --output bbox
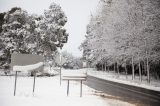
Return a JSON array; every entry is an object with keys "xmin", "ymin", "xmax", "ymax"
[
  {"xmin": 37, "ymin": 3, "xmax": 68, "ymax": 56},
  {"xmin": 0, "ymin": 12, "xmax": 6, "ymax": 33},
  {"xmin": 0, "ymin": 7, "xmax": 36, "ymax": 69},
  {"xmin": 81, "ymin": 0, "xmax": 160, "ymax": 80},
  {"xmin": 0, "ymin": 2, "xmax": 69, "ymax": 70},
  {"xmin": 61, "ymin": 51, "xmax": 83, "ymax": 69}
]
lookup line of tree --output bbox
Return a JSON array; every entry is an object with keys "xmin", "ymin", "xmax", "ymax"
[
  {"xmin": 80, "ymin": 0, "xmax": 160, "ymax": 81},
  {"xmin": 0, "ymin": 2, "xmax": 69, "ymax": 70},
  {"xmin": 61, "ymin": 51, "xmax": 83, "ymax": 69}
]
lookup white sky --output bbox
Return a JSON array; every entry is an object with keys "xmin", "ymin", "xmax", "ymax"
[{"xmin": 0, "ymin": 0, "xmax": 99, "ymax": 57}]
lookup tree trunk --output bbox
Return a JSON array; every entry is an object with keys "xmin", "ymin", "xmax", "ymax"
[
  {"xmin": 117, "ymin": 61, "xmax": 119, "ymax": 77},
  {"xmin": 104, "ymin": 63, "xmax": 106, "ymax": 72},
  {"xmin": 125, "ymin": 63, "xmax": 128, "ymax": 79},
  {"xmin": 139, "ymin": 61, "xmax": 142, "ymax": 82},
  {"xmin": 132, "ymin": 56, "xmax": 135, "ymax": 80},
  {"xmin": 146, "ymin": 54, "xmax": 150, "ymax": 83},
  {"xmin": 145, "ymin": 39, "xmax": 150, "ymax": 83},
  {"xmin": 143, "ymin": 59, "xmax": 146, "ymax": 76},
  {"xmin": 138, "ymin": 53, "xmax": 142, "ymax": 82},
  {"xmin": 108, "ymin": 65, "xmax": 110, "ymax": 72},
  {"xmin": 114, "ymin": 62, "xmax": 116, "ymax": 73}
]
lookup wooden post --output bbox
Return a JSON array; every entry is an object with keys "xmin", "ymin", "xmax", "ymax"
[
  {"xmin": 80, "ymin": 80, "xmax": 82, "ymax": 97},
  {"xmin": 14, "ymin": 71, "xmax": 18, "ymax": 96},
  {"xmin": 33, "ymin": 72, "xmax": 36, "ymax": 95},
  {"xmin": 67, "ymin": 80, "xmax": 69, "ymax": 96}
]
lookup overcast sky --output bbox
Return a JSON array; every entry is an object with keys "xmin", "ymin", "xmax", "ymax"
[{"xmin": 0, "ymin": 0, "xmax": 99, "ymax": 57}]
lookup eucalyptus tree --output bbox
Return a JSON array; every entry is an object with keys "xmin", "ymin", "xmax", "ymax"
[
  {"xmin": 36, "ymin": 2, "xmax": 68, "ymax": 56},
  {"xmin": 0, "ymin": 2, "xmax": 69, "ymax": 70},
  {"xmin": 0, "ymin": 7, "xmax": 36, "ymax": 68}
]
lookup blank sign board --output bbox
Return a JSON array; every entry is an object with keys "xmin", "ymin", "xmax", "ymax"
[
  {"xmin": 62, "ymin": 70, "xmax": 87, "ymax": 78},
  {"xmin": 11, "ymin": 53, "xmax": 44, "ymax": 96},
  {"xmin": 11, "ymin": 53, "xmax": 44, "ymax": 72}
]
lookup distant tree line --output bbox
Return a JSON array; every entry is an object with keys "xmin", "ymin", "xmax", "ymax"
[
  {"xmin": 80, "ymin": 0, "xmax": 160, "ymax": 81},
  {"xmin": 61, "ymin": 51, "xmax": 83, "ymax": 69}
]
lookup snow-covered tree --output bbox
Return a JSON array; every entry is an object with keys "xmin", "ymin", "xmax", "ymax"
[
  {"xmin": 0, "ymin": 3, "xmax": 69, "ymax": 70},
  {"xmin": 37, "ymin": 3, "xmax": 68, "ymax": 55},
  {"xmin": 81, "ymin": 0, "xmax": 160, "ymax": 80},
  {"xmin": 0, "ymin": 7, "xmax": 36, "ymax": 69},
  {"xmin": 61, "ymin": 51, "xmax": 83, "ymax": 69}
]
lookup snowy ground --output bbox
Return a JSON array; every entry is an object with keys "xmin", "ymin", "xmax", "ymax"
[
  {"xmin": 87, "ymin": 68, "xmax": 160, "ymax": 92},
  {"xmin": 0, "ymin": 74, "xmax": 135, "ymax": 106}
]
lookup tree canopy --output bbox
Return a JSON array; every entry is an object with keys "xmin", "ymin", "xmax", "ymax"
[
  {"xmin": 80, "ymin": 0, "xmax": 160, "ymax": 80},
  {"xmin": 0, "ymin": 3, "xmax": 69, "ymax": 69}
]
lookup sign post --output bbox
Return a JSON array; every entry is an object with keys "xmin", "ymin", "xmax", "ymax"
[
  {"xmin": 11, "ymin": 54, "xmax": 44, "ymax": 96},
  {"xmin": 60, "ymin": 54, "xmax": 62, "ymax": 85},
  {"xmin": 62, "ymin": 70, "xmax": 87, "ymax": 97},
  {"xmin": 80, "ymin": 80, "xmax": 82, "ymax": 97},
  {"xmin": 33, "ymin": 71, "xmax": 36, "ymax": 95},
  {"xmin": 55, "ymin": 53, "xmax": 62, "ymax": 85},
  {"xmin": 58, "ymin": 54, "xmax": 66, "ymax": 85},
  {"xmin": 14, "ymin": 71, "xmax": 18, "ymax": 96}
]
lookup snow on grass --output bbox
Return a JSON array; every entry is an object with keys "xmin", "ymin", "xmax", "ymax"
[
  {"xmin": 13, "ymin": 62, "xmax": 43, "ymax": 72},
  {"xmin": 87, "ymin": 68, "xmax": 160, "ymax": 92},
  {"xmin": 42, "ymin": 66, "xmax": 59, "ymax": 75},
  {"xmin": 0, "ymin": 75, "xmax": 134, "ymax": 106}
]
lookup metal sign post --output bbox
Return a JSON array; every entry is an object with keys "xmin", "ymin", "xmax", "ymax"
[
  {"xmin": 33, "ymin": 71, "xmax": 36, "ymax": 95},
  {"xmin": 60, "ymin": 53, "xmax": 62, "ymax": 85},
  {"xmin": 67, "ymin": 80, "xmax": 69, "ymax": 96},
  {"xmin": 80, "ymin": 80, "xmax": 82, "ymax": 97},
  {"xmin": 14, "ymin": 71, "xmax": 18, "ymax": 96},
  {"xmin": 60, "ymin": 66, "xmax": 62, "ymax": 85},
  {"xmin": 12, "ymin": 54, "xmax": 44, "ymax": 96},
  {"xmin": 59, "ymin": 55, "xmax": 67, "ymax": 85}
]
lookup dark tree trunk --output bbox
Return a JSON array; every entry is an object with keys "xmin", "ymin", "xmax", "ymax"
[
  {"xmin": 139, "ymin": 61, "xmax": 142, "ymax": 81},
  {"xmin": 125, "ymin": 63, "xmax": 128, "ymax": 79},
  {"xmin": 132, "ymin": 56, "xmax": 135, "ymax": 80},
  {"xmin": 117, "ymin": 61, "xmax": 119, "ymax": 77}
]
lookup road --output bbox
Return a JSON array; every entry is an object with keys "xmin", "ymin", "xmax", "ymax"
[{"xmin": 85, "ymin": 75, "xmax": 160, "ymax": 106}]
